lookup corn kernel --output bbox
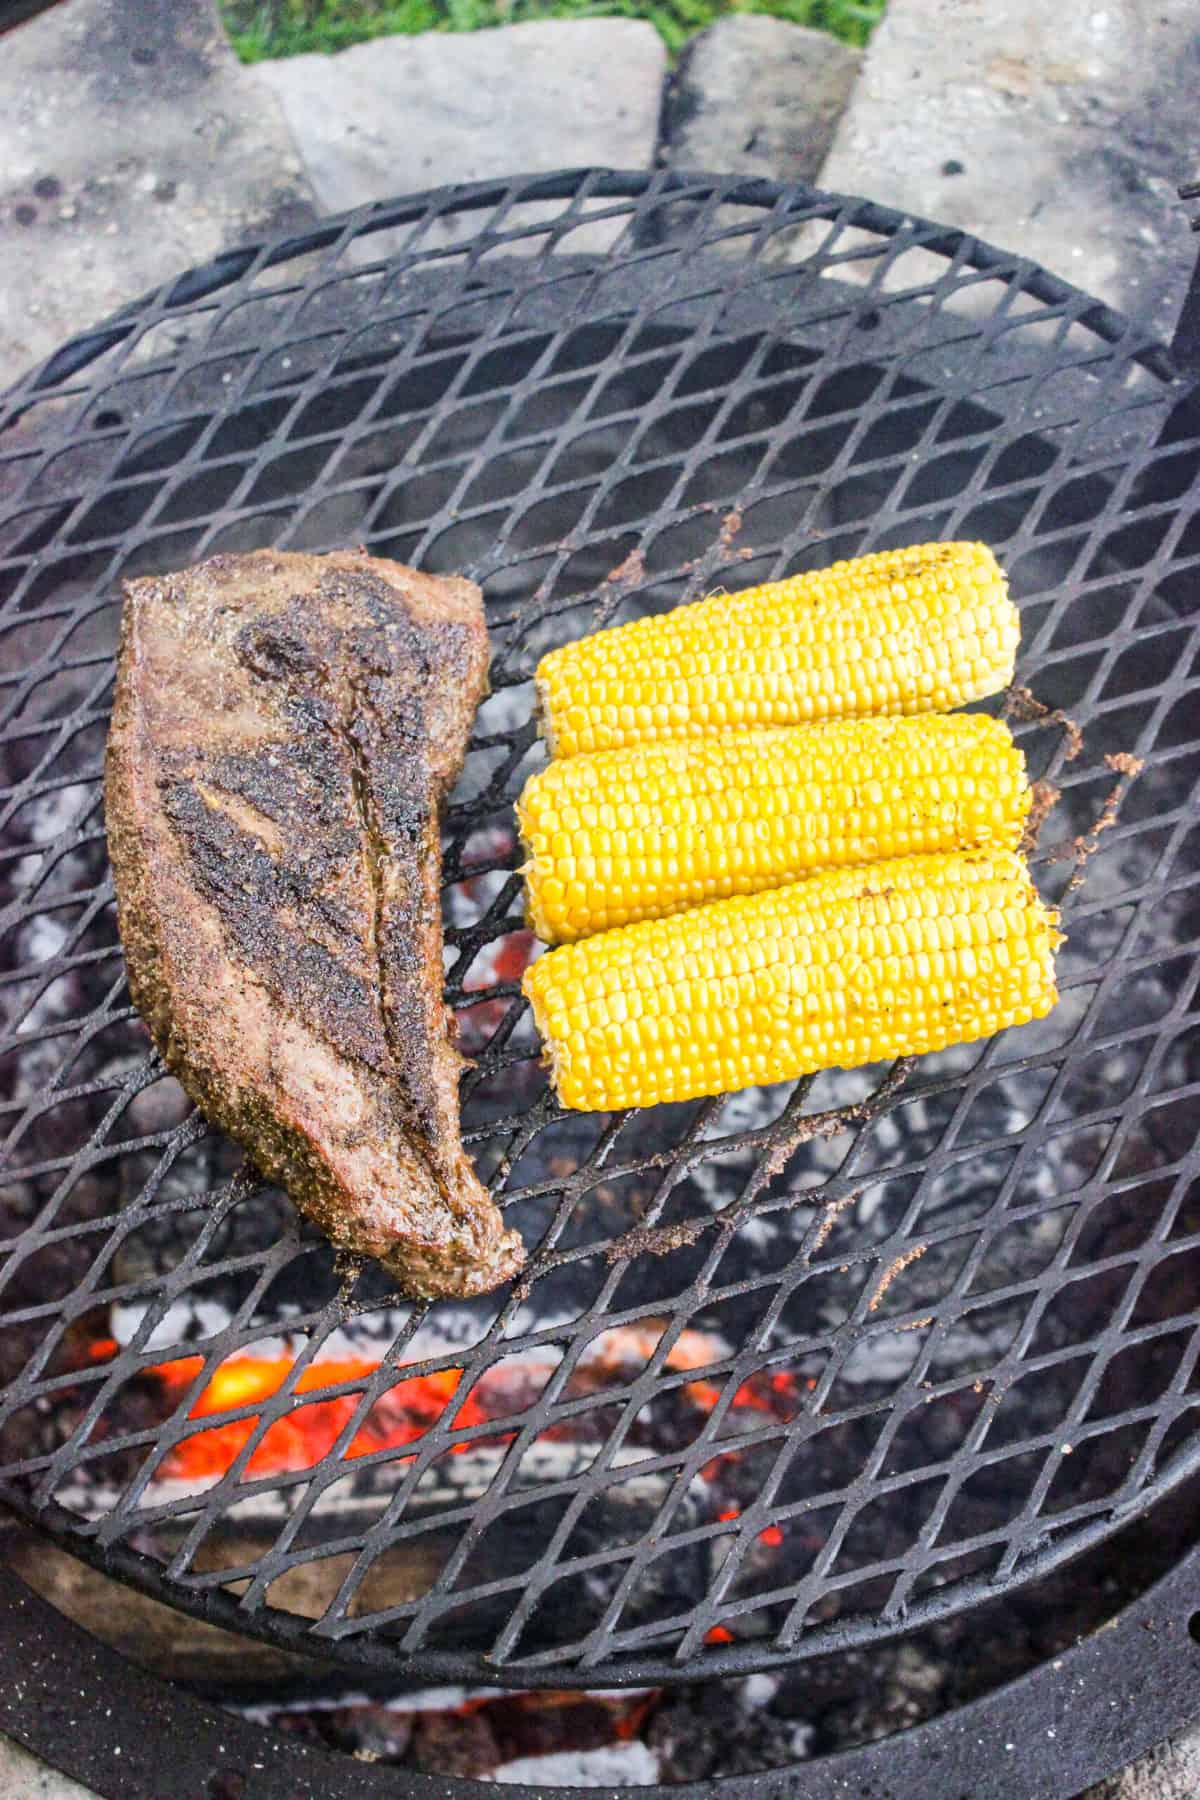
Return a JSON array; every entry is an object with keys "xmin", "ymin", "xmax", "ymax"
[
  {"xmin": 536, "ymin": 542, "xmax": 1018, "ymax": 758},
  {"xmin": 523, "ymin": 849, "xmax": 1061, "ymax": 1111},
  {"xmin": 518, "ymin": 713, "xmax": 1029, "ymax": 943}
]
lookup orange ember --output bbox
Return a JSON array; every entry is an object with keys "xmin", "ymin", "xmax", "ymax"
[
  {"xmin": 147, "ymin": 1354, "xmax": 508, "ymax": 1480},
  {"xmin": 705, "ymin": 1625, "xmax": 735, "ymax": 1644},
  {"xmin": 457, "ymin": 930, "xmax": 538, "ymax": 1052},
  {"xmin": 715, "ymin": 1507, "xmax": 782, "ymax": 1547},
  {"xmin": 463, "ymin": 931, "xmax": 537, "ymax": 991},
  {"xmin": 685, "ymin": 1369, "xmax": 802, "ymax": 1418},
  {"xmin": 116, "ymin": 1322, "xmax": 806, "ymax": 1485}
]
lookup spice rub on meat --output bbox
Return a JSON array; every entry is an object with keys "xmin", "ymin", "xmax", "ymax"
[{"xmin": 105, "ymin": 548, "xmax": 524, "ymax": 1299}]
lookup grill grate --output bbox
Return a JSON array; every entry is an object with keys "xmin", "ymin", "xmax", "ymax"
[{"xmin": 0, "ymin": 170, "xmax": 1197, "ymax": 1687}]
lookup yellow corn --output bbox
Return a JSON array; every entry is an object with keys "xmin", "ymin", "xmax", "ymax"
[
  {"xmin": 522, "ymin": 849, "xmax": 1060, "ymax": 1111},
  {"xmin": 519, "ymin": 713, "xmax": 1030, "ymax": 944},
  {"xmin": 536, "ymin": 541, "xmax": 1018, "ymax": 758}
]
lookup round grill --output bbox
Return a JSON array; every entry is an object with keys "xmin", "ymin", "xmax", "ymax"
[{"xmin": 0, "ymin": 170, "xmax": 1197, "ymax": 1689}]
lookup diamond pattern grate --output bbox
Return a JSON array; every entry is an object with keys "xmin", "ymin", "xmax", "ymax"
[{"xmin": 0, "ymin": 170, "xmax": 1197, "ymax": 1686}]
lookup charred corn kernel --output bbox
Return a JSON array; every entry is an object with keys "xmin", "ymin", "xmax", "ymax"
[
  {"xmin": 519, "ymin": 713, "xmax": 1030, "ymax": 943},
  {"xmin": 522, "ymin": 850, "xmax": 1060, "ymax": 1111},
  {"xmin": 536, "ymin": 542, "xmax": 1018, "ymax": 758}
]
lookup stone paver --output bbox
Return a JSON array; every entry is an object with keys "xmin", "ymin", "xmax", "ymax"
[
  {"xmin": 1080, "ymin": 1722, "xmax": 1200, "ymax": 1800},
  {"xmin": 257, "ymin": 20, "xmax": 666, "ymax": 253},
  {"xmin": 0, "ymin": 0, "xmax": 317, "ymax": 393},
  {"xmin": 662, "ymin": 17, "xmax": 861, "ymax": 187},
  {"xmin": 0, "ymin": 1734, "xmax": 96, "ymax": 1800},
  {"xmin": 820, "ymin": 0, "xmax": 1198, "ymax": 339}
]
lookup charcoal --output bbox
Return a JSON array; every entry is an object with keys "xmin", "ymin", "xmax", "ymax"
[
  {"xmin": 488, "ymin": 1692, "xmax": 645, "ymax": 1762},
  {"xmin": 279, "ymin": 1703, "xmax": 413, "ymax": 1764},
  {"xmin": 123, "ymin": 1073, "xmax": 193, "ymax": 1139},
  {"xmin": 810, "ymin": 1643, "xmax": 947, "ymax": 1749},
  {"xmin": 410, "ymin": 1706, "xmax": 501, "ymax": 1777},
  {"xmin": 648, "ymin": 1682, "xmax": 809, "ymax": 1779},
  {"xmin": 330, "ymin": 1706, "xmax": 413, "ymax": 1763},
  {"xmin": 264, "ymin": 1710, "xmax": 337, "ymax": 1752}
]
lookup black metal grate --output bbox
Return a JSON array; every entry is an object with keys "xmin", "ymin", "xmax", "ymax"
[{"xmin": 0, "ymin": 170, "xmax": 1197, "ymax": 1688}]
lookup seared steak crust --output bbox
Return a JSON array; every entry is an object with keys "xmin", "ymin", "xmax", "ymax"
[{"xmin": 105, "ymin": 548, "xmax": 524, "ymax": 1298}]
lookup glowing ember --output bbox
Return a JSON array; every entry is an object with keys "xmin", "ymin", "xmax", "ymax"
[
  {"xmin": 715, "ymin": 1507, "xmax": 784, "ymax": 1548},
  {"xmin": 456, "ymin": 928, "xmax": 537, "ymax": 1053},
  {"xmin": 691, "ymin": 1369, "xmax": 806, "ymax": 1484},
  {"xmin": 86, "ymin": 1322, "xmax": 808, "ymax": 1485},
  {"xmin": 147, "ymin": 1355, "xmax": 497, "ymax": 1479},
  {"xmin": 463, "ymin": 930, "xmax": 536, "ymax": 992},
  {"xmin": 686, "ymin": 1370, "xmax": 804, "ymax": 1416}
]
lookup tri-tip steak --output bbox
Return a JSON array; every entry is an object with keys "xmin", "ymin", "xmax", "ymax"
[{"xmin": 105, "ymin": 548, "xmax": 524, "ymax": 1298}]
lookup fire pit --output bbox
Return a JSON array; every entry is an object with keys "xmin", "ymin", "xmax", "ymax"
[{"xmin": 0, "ymin": 170, "xmax": 1198, "ymax": 1795}]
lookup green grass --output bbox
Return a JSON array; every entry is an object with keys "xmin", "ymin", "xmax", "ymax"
[{"xmin": 221, "ymin": 0, "xmax": 885, "ymax": 62}]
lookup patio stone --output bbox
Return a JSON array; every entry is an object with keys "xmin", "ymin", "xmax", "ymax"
[
  {"xmin": 257, "ymin": 20, "xmax": 666, "ymax": 253},
  {"xmin": 0, "ymin": 0, "xmax": 317, "ymax": 392},
  {"xmin": 0, "ymin": 1732, "xmax": 95, "ymax": 1800},
  {"xmin": 820, "ymin": 0, "xmax": 1198, "ymax": 340},
  {"xmin": 663, "ymin": 16, "xmax": 862, "ymax": 188}
]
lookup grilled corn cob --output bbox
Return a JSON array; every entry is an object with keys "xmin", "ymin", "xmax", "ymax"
[
  {"xmin": 536, "ymin": 541, "xmax": 1018, "ymax": 758},
  {"xmin": 519, "ymin": 713, "xmax": 1030, "ymax": 943},
  {"xmin": 522, "ymin": 849, "xmax": 1060, "ymax": 1111}
]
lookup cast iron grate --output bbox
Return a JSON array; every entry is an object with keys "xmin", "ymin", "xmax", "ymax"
[{"xmin": 0, "ymin": 170, "xmax": 1197, "ymax": 1688}]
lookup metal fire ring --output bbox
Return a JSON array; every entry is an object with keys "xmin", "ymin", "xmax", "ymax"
[
  {"xmin": 0, "ymin": 1545, "xmax": 1198, "ymax": 1800},
  {"xmin": 0, "ymin": 170, "xmax": 1198, "ymax": 1702}
]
